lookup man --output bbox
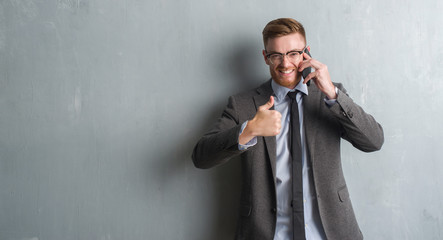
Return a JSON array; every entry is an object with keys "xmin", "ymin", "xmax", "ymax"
[{"xmin": 192, "ymin": 18, "xmax": 384, "ymax": 240}]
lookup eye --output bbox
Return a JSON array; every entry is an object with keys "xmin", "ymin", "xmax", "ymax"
[
  {"xmin": 269, "ymin": 54, "xmax": 282, "ymax": 60},
  {"xmin": 287, "ymin": 51, "xmax": 301, "ymax": 57}
]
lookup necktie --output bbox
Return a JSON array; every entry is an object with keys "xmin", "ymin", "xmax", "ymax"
[{"xmin": 287, "ymin": 91, "xmax": 306, "ymax": 240}]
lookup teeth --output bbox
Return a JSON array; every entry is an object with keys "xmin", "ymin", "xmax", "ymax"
[{"xmin": 280, "ymin": 69, "xmax": 294, "ymax": 74}]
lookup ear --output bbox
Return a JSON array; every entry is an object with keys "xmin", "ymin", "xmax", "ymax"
[
  {"xmin": 307, "ymin": 46, "xmax": 311, "ymax": 52},
  {"xmin": 262, "ymin": 50, "xmax": 270, "ymax": 65}
]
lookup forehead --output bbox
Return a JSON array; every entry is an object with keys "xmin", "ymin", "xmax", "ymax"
[{"xmin": 265, "ymin": 33, "xmax": 306, "ymax": 52}]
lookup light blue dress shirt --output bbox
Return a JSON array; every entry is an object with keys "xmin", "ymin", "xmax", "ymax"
[{"xmin": 239, "ymin": 79, "xmax": 337, "ymax": 240}]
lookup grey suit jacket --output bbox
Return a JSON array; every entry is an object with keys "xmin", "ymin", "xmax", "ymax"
[{"xmin": 192, "ymin": 80, "xmax": 384, "ymax": 240}]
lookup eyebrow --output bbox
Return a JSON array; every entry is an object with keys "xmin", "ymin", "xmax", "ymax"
[{"xmin": 266, "ymin": 48, "xmax": 304, "ymax": 54}]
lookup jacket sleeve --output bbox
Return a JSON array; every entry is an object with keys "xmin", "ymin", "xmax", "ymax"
[
  {"xmin": 329, "ymin": 83, "xmax": 384, "ymax": 152},
  {"xmin": 192, "ymin": 95, "xmax": 248, "ymax": 169}
]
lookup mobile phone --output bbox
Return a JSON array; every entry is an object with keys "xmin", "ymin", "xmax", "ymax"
[{"xmin": 302, "ymin": 48, "xmax": 312, "ymax": 86}]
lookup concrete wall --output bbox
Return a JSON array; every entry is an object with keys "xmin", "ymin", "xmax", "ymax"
[{"xmin": 1, "ymin": 0, "xmax": 442, "ymax": 239}]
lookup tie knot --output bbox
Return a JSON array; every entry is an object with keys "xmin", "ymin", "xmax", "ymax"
[{"xmin": 287, "ymin": 91, "xmax": 298, "ymax": 100}]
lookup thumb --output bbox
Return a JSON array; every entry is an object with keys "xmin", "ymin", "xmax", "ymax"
[{"xmin": 259, "ymin": 96, "xmax": 274, "ymax": 110}]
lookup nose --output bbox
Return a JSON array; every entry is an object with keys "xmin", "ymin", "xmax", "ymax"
[{"xmin": 280, "ymin": 54, "xmax": 292, "ymax": 67}]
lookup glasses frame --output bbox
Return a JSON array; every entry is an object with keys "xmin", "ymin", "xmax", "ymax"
[{"xmin": 265, "ymin": 46, "xmax": 307, "ymax": 65}]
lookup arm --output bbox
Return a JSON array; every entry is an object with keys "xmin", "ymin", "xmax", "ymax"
[
  {"xmin": 192, "ymin": 96, "xmax": 244, "ymax": 169},
  {"xmin": 192, "ymin": 95, "xmax": 282, "ymax": 169},
  {"xmin": 299, "ymin": 52, "xmax": 384, "ymax": 152},
  {"xmin": 330, "ymin": 84, "xmax": 384, "ymax": 152}
]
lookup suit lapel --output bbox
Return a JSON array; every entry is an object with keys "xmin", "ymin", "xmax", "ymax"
[{"xmin": 253, "ymin": 80, "xmax": 277, "ymax": 183}]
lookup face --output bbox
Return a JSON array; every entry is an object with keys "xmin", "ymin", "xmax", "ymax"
[{"xmin": 263, "ymin": 33, "xmax": 306, "ymax": 89}]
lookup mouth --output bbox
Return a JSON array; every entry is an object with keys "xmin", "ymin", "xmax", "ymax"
[{"xmin": 278, "ymin": 69, "xmax": 295, "ymax": 75}]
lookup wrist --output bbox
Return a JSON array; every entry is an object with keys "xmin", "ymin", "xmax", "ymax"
[
  {"xmin": 239, "ymin": 120, "xmax": 257, "ymax": 145},
  {"xmin": 326, "ymin": 86, "xmax": 338, "ymax": 100},
  {"xmin": 247, "ymin": 118, "xmax": 259, "ymax": 136}
]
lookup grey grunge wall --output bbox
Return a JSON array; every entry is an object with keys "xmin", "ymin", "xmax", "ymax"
[{"xmin": 1, "ymin": 0, "xmax": 442, "ymax": 239}]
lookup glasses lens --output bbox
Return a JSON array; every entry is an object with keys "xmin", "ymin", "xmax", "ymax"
[
  {"xmin": 268, "ymin": 51, "xmax": 303, "ymax": 65},
  {"xmin": 288, "ymin": 51, "xmax": 301, "ymax": 59},
  {"xmin": 269, "ymin": 54, "xmax": 282, "ymax": 65}
]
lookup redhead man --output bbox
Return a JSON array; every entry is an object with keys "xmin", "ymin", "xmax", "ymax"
[{"xmin": 192, "ymin": 18, "xmax": 384, "ymax": 240}]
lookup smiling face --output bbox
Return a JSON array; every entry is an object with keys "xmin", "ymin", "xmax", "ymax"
[{"xmin": 263, "ymin": 32, "xmax": 306, "ymax": 89}]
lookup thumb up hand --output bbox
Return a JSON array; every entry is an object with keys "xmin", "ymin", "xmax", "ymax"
[
  {"xmin": 239, "ymin": 96, "xmax": 282, "ymax": 146},
  {"xmin": 252, "ymin": 96, "xmax": 282, "ymax": 136}
]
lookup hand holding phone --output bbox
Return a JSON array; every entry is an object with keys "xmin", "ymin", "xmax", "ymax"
[{"xmin": 299, "ymin": 48, "xmax": 337, "ymax": 99}]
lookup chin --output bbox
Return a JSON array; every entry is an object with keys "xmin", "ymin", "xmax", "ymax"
[
  {"xmin": 270, "ymin": 70, "xmax": 301, "ymax": 88},
  {"xmin": 274, "ymin": 77, "xmax": 301, "ymax": 89}
]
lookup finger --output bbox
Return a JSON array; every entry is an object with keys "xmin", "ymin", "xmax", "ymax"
[
  {"xmin": 303, "ymin": 71, "xmax": 317, "ymax": 84},
  {"xmin": 297, "ymin": 52, "xmax": 312, "ymax": 72},
  {"xmin": 298, "ymin": 58, "xmax": 311, "ymax": 72},
  {"xmin": 306, "ymin": 58, "xmax": 324, "ymax": 70},
  {"xmin": 302, "ymin": 52, "xmax": 312, "ymax": 60},
  {"xmin": 299, "ymin": 56, "xmax": 323, "ymax": 72},
  {"xmin": 260, "ymin": 96, "xmax": 274, "ymax": 110}
]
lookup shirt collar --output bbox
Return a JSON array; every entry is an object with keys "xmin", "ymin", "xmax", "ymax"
[{"xmin": 271, "ymin": 78, "xmax": 309, "ymax": 102}]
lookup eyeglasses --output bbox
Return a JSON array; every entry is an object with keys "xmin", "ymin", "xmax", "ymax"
[{"xmin": 265, "ymin": 46, "xmax": 307, "ymax": 65}]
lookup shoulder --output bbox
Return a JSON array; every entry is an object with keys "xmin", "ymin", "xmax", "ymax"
[
  {"xmin": 222, "ymin": 80, "xmax": 272, "ymax": 118},
  {"xmin": 230, "ymin": 80, "xmax": 272, "ymax": 101}
]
